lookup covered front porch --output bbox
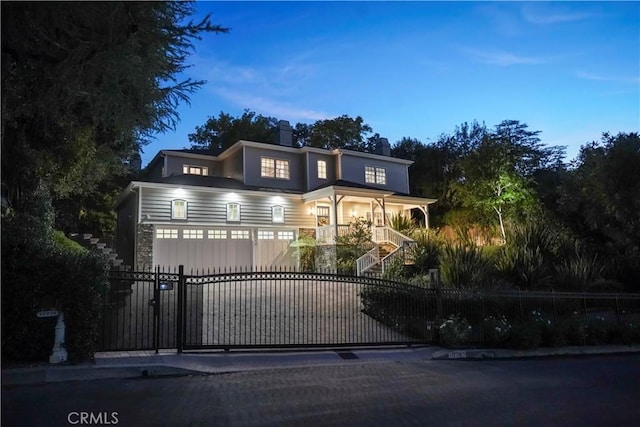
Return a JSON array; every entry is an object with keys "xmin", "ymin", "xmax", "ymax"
[{"xmin": 302, "ymin": 184, "xmax": 437, "ymax": 245}]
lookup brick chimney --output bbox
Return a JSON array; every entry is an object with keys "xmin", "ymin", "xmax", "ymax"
[
  {"xmin": 274, "ymin": 120, "xmax": 293, "ymax": 147},
  {"xmin": 374, "ymin": 137, "xmax": 391, "ymax": 156}
]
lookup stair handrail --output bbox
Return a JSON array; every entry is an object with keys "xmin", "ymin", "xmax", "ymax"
[
  {"xmin": 380, "ymin": 240, "xmax": 417, "ymax": 273},
  {"xmin": 372, "ymin": 226, "xmax": 414, "ymax": 247},
  {"xmin": 356, "ymin": 244, "xmax": 379, "ymax": 276}
]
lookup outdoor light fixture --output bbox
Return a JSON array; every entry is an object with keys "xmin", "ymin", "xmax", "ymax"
[
  {"xmin": 174, "ymin": 188, "xmax": 185, "ymax": 197},
  {"xmin": 308, "ymin": 207, "xmax": 315, "ymax": 216},
  {"xmin": 159, "ymin": 282, "xmax": 173, "ymax": 291},
  {"xmin": 351, "ymin": 209, "xmax": 357, "ymax": 217}
]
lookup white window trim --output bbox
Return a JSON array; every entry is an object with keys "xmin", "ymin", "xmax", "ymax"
[
  {"xmin": 272, "ymin": 205, "xmax": 285, "ymax": 223},
  {"xmin": 261, "ymin": 157, "xmax": 290, "ymax": 180},
  {"xmin": 183, "ymin": 229, "xmax": 204, "ymax": 239},
  {"xmin": 317, "ymin": 160, "xmax": 327, "ymax": 179},
  {"xmin": 182, "ymin": 164, "xmax": 208, "ymax": 176},
  {"xmin": 230, "ymin": 230, "xmax": 250, "ymax": 239},
  {"xmin": 208, "ymin": 229, "xmax": 227, "ymax": 239},
  {"xmin": 226, "ymin": 202, "xmax": 241, "ymax": 222},
  {"xmin": 156, "ymin": 229, "xmax": 178, "ymax": 239},
  {"xmin": 365, "ymin": 166, "xmax": 386, "ymax": 185},
  {"xmin": 171, "ymin": 199, "xmax": 187, "ymax": 220},
  {"xmin": 277, "ymin": 231, "xmax": 294, "ymax": 240}
]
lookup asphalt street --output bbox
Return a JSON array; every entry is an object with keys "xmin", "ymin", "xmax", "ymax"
[{"xmin": 3, "ymin": 354, "xmax": 639, "ymax": 427}]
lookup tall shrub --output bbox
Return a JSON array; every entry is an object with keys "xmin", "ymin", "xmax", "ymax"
[
  {"xmin": 2, "ymin": 187, "xmax": 110, "ymax": 363},
  {"xmin": 335, "ymin": 218, "xmax": 373, "ymax": 274},
  {"xmin": 439, "ymin": 241, "xmax": 494, "ymax": 289},
  {"xmin": 495, "ymin": 222, "xmax": 558, "ymax": 290}
]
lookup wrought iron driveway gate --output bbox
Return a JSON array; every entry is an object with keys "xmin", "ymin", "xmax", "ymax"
[{"xmin": 100, "ymin": 267, "xmax": 435, "ymax": 352}]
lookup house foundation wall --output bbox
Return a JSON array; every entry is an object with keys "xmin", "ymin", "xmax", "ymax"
[{"xmin": 136, "ymin": 223, "xmax": 154, "ymax": 271}]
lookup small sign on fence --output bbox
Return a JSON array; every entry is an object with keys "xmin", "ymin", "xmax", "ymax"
[{"xmin": 36, "ymin": 309, "xmax": 59, "ymax": 318}]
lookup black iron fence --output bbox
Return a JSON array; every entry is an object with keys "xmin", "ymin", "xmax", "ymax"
[
  {"xmin": 99, "ymin": 266, "xmax": 433, "ymax": 352},
  {"xmin": 99, "ymin": 266, "xmax": 640, "ymax": 352}
]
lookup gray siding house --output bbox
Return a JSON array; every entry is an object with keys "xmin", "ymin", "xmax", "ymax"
[{"xmin": 115, "ymin": 121, "xmax": 436, "ymax": 273}]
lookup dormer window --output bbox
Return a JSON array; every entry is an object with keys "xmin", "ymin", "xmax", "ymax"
[
  {"xmin": 317, "ymin": 160, "xmax": 327, "ymax": 179},
  {"xmin": 183, "ymin": 165, "xmax": 208, "ymax": 176},
  {"xmin": 365, "ymin": 166, "xmax": 386, "ymax": 185},
  {"xmin": 261, "ymin": 157, "xmax": 289, "ymax": 180}
]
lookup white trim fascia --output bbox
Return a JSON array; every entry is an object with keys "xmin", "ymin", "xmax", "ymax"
[
  {"xmin": 160, "ymin": 150, "xmax": 222, "ymax": 162},
  {"xmin": 114, "ymin": 182, "xmax": 136, "ymax": 208},
  {"xmin": 302, "ymin": 185, "xmax": 395, "ymax": 203},
  {"xmin": 130, "ymin": 181, "xmax": 304, "ymax": 200},
  {"xmin": 138, "ymin": 186, "xmax": 142, "ymax": 224},
  {"xmin": 385, "ymin": 195, "xmax": 438, "ymax": 205},
  {"xmin": 334, "ymin": 148, "xmax": 414, "ymax": 165}
]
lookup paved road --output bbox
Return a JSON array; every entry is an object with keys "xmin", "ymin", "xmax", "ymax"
[{"xmin": 3, "ymin": 354, "xmax": 639, "ymax": 426}]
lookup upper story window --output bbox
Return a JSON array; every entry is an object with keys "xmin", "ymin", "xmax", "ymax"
[
  {"xmin": 171, "ymin": 199, "xmax": 187, "ymax": 219},
  {"xmin": 183, "ymin": 165, "xmax": 208, "ymax": 176},
  {"xmin": 261, "ymin": 157, "xmax": 290, "ymax": 180},
  {"xmin": 365, "ymin": 166, "xmax": 386, "ymax": 185},
  {"xmin": 317, "ymin": 160, "xmax": 327, "ymax": 179}
]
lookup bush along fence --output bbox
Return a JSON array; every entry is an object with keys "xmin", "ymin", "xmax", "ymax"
[{"xmin": 362, "ymin": 270, "xmax": 640, "ymax": 350}]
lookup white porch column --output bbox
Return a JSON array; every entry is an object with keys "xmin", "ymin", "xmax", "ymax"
[
  {"xmin": 374, "ymin": 197, "xmax": 386, "ymax": 226},
  {"xmin": 415, "ymin": 205, "xmax": 430, "ymax": 229}
]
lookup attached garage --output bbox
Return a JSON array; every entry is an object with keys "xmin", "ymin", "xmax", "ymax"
[
  {"xmin": 153, "ymin": 227, "xmax": 253, "ymax": 273},
  {"xmin": 256, "ymin": 229, "xmax": 297, "ymax": 269}
]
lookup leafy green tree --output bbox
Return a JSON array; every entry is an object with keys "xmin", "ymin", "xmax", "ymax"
[
  {"xmin": 189, "ymin": 110, "xmax": 279, "ymax": 151},
  {"xmin": 2, "ymin": 1, "xmax": 227, "ymax": 203},
  {"xmin": 554, "ymin": 132, "xmax": 640, "ymax": 289},
  {"xmin": 454, "ymin": 120, "xmax": 563, "ymax": 242},
  {"xmin": 392, "ymin": 121, "xmax": 487, "ymax": 226},
  {"xmin": 300, "ymin": 115, "xmax": 373, "ymax": 151}
]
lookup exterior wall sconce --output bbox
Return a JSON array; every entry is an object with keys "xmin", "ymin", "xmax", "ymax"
[
  {"xmin": 351, "ymin": 209, "xmax": 357, "ymax": 217},
  {"xmin": 308, "ymin": 207, "xmax": 315, "ymax": 216}
]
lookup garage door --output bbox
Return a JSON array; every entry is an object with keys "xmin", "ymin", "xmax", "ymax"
[
  {"xmin": 256, "ymin": 229, "xmax": 297, "ymax": 269},
  {"xmin": 153, "ymin": 227, "xmax": 253, "ymax": 272}
]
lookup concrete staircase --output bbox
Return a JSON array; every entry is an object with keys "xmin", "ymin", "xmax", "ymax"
[{"xmin": 69, "ymin": 233, "xmax": 129, "ymax": 270}]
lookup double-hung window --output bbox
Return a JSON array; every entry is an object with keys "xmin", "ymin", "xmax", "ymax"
[
  {"xmin": 317, "ymin": 160, "xmax": 327, "ymax": 179},
  {"xmin": 364, "ymin": 166, "xmax": 386, "ymax": 185},
  {"xmin": 261, "ymin": 157, "xmax": 290, "ymax": 180}
]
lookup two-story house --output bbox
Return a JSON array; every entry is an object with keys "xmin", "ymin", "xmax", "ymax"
[{"xmin": 115, "ymin": 121, "xmax": 436, "ymax": 273}]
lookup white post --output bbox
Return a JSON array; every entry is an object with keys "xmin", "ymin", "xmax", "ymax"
[{"xmin": 49, "ymin": 312, "xmax": 68, "ymax": 364}]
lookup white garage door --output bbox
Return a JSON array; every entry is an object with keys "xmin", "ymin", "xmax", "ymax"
[
  {"xmin": 256, "ymin": 229, "xmax": 297, "ymax": 269},
  {"xmin": 153, "ymin": 227, "xmax": 253, "ymax": 273}
]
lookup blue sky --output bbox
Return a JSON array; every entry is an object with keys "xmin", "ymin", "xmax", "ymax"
[{"xmin": 144, "ymin": 1, "xmax": 640, "ymax": 167}]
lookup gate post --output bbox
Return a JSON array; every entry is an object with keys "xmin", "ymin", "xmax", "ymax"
[
  {"xmin": 176, "ymin": 265, "xmax": 184, "ymax": 353},
  {"xmin": 153, "ymin": 266, "xmax": 160, "ymax": 354},
  {"xmin": 430, "ymin": 269, "xmax": 442, "ymax": 343}
]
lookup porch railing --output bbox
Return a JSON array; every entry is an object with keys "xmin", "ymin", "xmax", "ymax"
[{"xmin": 316, "ymin": 225, "xmax": 352, "ymax": 244}]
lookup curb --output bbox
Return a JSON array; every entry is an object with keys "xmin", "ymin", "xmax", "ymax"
[
  {"xmin": 4, "ymin": 345, "xmax": 639, "ymax": 385},
  {"xmin": 431, "ymin": 344, "xmax": 640, "ymax": 360},
  {"xmin": 1, "ymin": 364, "xmax": 203, "ymax": 386}
]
